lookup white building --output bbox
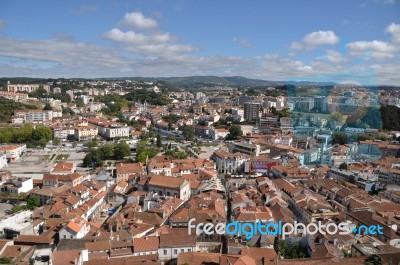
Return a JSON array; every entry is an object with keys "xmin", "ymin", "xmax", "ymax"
[
  {"xmin": 12, "ymin": 110, "xmax": 62, "ymax": 123},
  {"xmin": 0, "ymin": 176, "xmax": 33, "ymax": 194},
  {"xmin": 59, "ymin": 217, "xmax": 90, "ymax": 239},
  {"xmin": 144, "ymin": 175, "xmax": 191, "ymax": 201},
  {"xmin": 212, "ymin": 150, "xmax": 249, "ymax": 174},
  {"xmin": 0, "ymin": 153, "xmax": 7, "ymax": 169},
  {"xmin": 210, "ymin": 128, "xmax": 229, "ymax": 140},
  {"xmin": 7, "ymin": 83, "xmax": 49, "ymax": 93},
  {"xmin": 0, "ymin": 145, "xmax": 26, "ymax": 161}
]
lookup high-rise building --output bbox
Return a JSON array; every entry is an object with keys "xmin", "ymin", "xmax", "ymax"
[{"xmin": 244, "ymin": 102, "xmax": 261, "ymax": 122}]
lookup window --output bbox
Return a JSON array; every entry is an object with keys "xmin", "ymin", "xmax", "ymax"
[
  {"xmin": 163, "ymin": 250, "xmax": 167, "ymax": 255},
  {"xmin": 63, "ymin": 235, "xmax": 66, "ymax": 239},
  {"xmin": 167, "ymin": 192, "xmax": 170, "ymax": 196},
  {"xmin": 174, "ymin": 249, "xmax": 177, "ymax": 255},
  {"xmin": 181, "ymin": 249, "xmax": 184, "ymax": 253},
  {"xmin": 188, "ymin": 249, "xmax": 191, "ymax": 252}
]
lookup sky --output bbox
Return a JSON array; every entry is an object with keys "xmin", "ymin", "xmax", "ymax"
[{"xmin": 0, "ymin": 0, "xmax": 399, "ymax": 85}]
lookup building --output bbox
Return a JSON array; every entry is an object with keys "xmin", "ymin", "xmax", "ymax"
[
  {"xmin": 0, "ymin": 91, "xmax": 29, "ymax": 101},
  {"xmin": 50, "ymin": 162, "xmax": 76, "ymax": 175},
  {"xmin": 12, "ymin": 110, "xmax": 62, "ymax": 123},
  {"xmin": 42, "ymin": 173, "xmax": 85, "ymax": 187},
  {"xmin": 158, "ymin": 228, "xmax": 196, "ymax": 260},
  {"xmin": 88, "ymin": 119, "xmax": 130, "ymax": 140},
  {"xmin": 7, "ymin": 83, "xmax": 50, "ymax": 93},
  {"xmin": 116, "ymin": 163, "xmax": 146, "ymax": 182},
  {"xmin": 212, "ymin": 150, "xmax": 249, "ymax": 174},
  {"xmin": 0, "ymin": 153, "xmax": 6, "ymax": 169},
  {"xmin": 244, "ymin": 102, "xmax": 261, "ymax": 122},
  {"xmin": 59, "ymin": 216, "xmax": 90, "ymax": 239},
  {"xmin": 0, "ymin": 145, "xmax": 26, "ymax": 162},
  {"xmin": 210, "ymin": 128, "xmax": 229, "ymax": 140},
  {"xmin": 74, "ymin": 126, "xmax": 98, "ymax": 141},
  {"xmin": 142, "ymin": 175, "xmax": 190, "ymax": 201},
  {"xmin": 0, "ymin": 176, "xmax": 33, "ymax": 194}
]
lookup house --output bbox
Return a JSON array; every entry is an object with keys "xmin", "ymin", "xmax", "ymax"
[
  {"xmin": 142, "ymin": 175, "xmax": 191, "ymax": 201},
  {"xmin": 158, "ymin": 228, "xmax": 196, "ymax": 260},
  {"xmin": 116, "ymin": 163, "xmax": 146, "ymax": 182},
  {"xmin": 74, "ymin": 126, "xmax": 98, "ymax": 141},
  {"xmin": 133, "ymin": 236, "xmax": 159, "ymax": 256},
  {"xmin": 211, "ymin": 128, "xmax": 229, "ymax": 140},
  {"xmin": 0, "ymin": 176, "xmax": 33, "ymax": 194},
  {"xmin": 59, "ymin": 216, "xmax": 90, "ymax": 239},
  {"xmin": 0, "ymin": 153, "xmax": 7, "ymax": 169},
  {"xmin": 51, "ymin": 162, "xmax": 76, "ymax": 175},
  {"xmin": 42, "ymin": 173, "xmax": 84, "ymax": 187},
  {"xmin": 0, "ymin": 145, "xmax": 26, "ymax": 161},
  {"xmin": 212, "ymin": 150, "xmax": 249, "ymax": 174}
]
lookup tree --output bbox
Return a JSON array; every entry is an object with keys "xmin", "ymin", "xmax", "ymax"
[
  {"xmin": 26, "ymin": 196, "xmax": 40, "ymax": 209},
  {"xmin": 52, "ymin": 137, "xmax": 61, "ymax": 146},
  {"xmin": 83, "ymin": 150, "xmax": 103, "ymax": 167},
  {"xmin": 100, "ymin": 143, "xmax": 115, "ymax": 159},
  {"xmin": 0, "ymin": 127, "xmax": 14, "ymax": 143},
  {"xmin": 339, "ymin": 162, "xmax": 348, "ymax": 170},
  {"xmin": 114, "ymin": 141, "xmax": 131, "ymax": 160},
  {"xmin": 227, "ymin": 124, "xmax": 243, "ymax": 140},
  {"xmin": 364, "ymin": 254, "xmax": 383, "ymax": 265},
  {"xmin": 168, "ymin": 121, "xmax": 173, "ymax": 131},
  {"xmin": 332, "ymin": 132, "xmax": 348, "ymax": 145},
  {"xmin": 156, "ymin": 134, "xmax": 162, "ymax": 148},
  {"xmin": 32, "ymin": 125, "xmax": 52, "ymax": 142},
  {"xmin": 182, "ymin": 125, "xmax": 195, "ymax": 141}
]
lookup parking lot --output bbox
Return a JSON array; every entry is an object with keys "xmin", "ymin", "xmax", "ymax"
[{"xmin": 6, "ymin": 149, "xmax": 86, "ymax": 176}]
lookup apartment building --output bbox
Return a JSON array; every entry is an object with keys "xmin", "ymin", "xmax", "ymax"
[
  {"xmin": 244, "ymin": 102, "xmax": 261, "ymax": 122},
  {"xmin": 12, "ymin": 110, "xmax": 62, "ymax": 123},
  {"xmin": 74, "ymin": 126, "xmax": 98, "ymax": 141},
  {"xmin": 7, "ymin": 83, "xmax": 50, "ymax": 93}
]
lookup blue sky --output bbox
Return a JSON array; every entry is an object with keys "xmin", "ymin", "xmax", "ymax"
[{"xmin": 0, "ymin": 0, "xmax": 399, "ymax": 84}]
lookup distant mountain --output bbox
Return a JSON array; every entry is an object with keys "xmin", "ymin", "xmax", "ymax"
[{"xmin": 113, "ymin": 76, "xmax": 286, "ymax": 87}]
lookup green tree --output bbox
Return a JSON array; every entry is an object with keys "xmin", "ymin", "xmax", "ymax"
[
  {"xmin": 339, "ymin": 162, "xmax": 348, "ymax": 170},
  {"xmin": 156, "ymin": 134, "xmax": 162, "ymax": 148},
  {"xmin": 364, "ymin": 254, "xmax": 383, "ymax": 265},
  {"xmin": 227, "ymin": 124, "xmax": 243, "ymax": 140},
  {"xmin": 32, "ymin": 125, "xmax": 52, "ymax": 142},
  {"xmin": 332, "ymin": 132, "xmax": 348, "ymax": 145},
  {"xmin": 182, "ymin": 125, "xmax": 195, "ymax": 141},
  {"xmin": 114, "ymin": 141, "xmax": 131, "ymax": 159},
  {"xmin": 14, "ymin": 124, "xmax": 33, "ymax": 143},
  {"xmin": 100, "ymin": 143, "xmax": 115, "ymax": 159},
  {"xmin": 83, "ymin": 150, "xmax": 103, "ymax": 167},
  {"xmin": 0, "ymin": 127, "xmax": 14, "ymax": 143},
  {"xmin": 52, "ymin": 137, "xmax": 61, "ymax": 146},
  {"xmin": 26, "ymin": 196, "xmax": 40, "ymax": 209}
]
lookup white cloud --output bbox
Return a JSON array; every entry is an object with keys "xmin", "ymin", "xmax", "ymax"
[
  {"xmin": 118, "ymin": 12, "xmax": 158, "ymax": 30},
  {"xmin": 103, "ymin": 28, "xmax": 170, "ymax": 44},
  {"xmin": 0, "ymin": 19, "xmax": 6, "ymax": 29},
  {"xmin": 291, "ymin": 30, "xmax": 339, "ymax": 50},
  {"xmin": 325, "ymin": 50, "xmax": 343, "ymax": 64},
  {"xmin": 232, "ymin": 37, "xmax": 252, "ymax": 48},
  {"xmin": 347, "ymin": 40, "xmax": 397, "ymax": 60},
  {"xmin": 386, "ymin": 23, "xmax": 400, "ymax": 43}
]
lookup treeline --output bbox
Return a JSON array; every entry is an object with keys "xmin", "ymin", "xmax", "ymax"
[
  {"xmin": 83, "ymin": 141, "xmax": 131, "ymax": 167},
  {"xmin": 124, "ymin": 89, "xmax": 170, "ymax": 105},
  {"xmin": 28, "ymin": 88, "xmax": 71, "ymax": 103},
  {"xmin": 381, "ymin": 105, "xmax": 400, "ymax": 131},
  {"xmin": 0, "ymin": 124, "xmax": 52, "ymax": 147},
  {"xmin": 0, "ymin": 97, "xmax": 37, "ymax": 122}
]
